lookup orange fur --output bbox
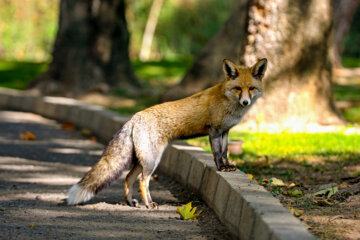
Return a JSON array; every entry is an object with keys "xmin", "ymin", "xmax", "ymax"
[{"xmin": 67, "ymin": 58, "xmax": 267, "ymax": 208}]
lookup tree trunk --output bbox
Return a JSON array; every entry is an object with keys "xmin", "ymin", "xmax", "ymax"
[
  {"xmin": 139, "ymin": 0, "xmax": 164, "ymax": 61},
  {"xmin": 331, "ymin": 0, "xmax": 359, "ymax": 67},
  {"xmin": 162, "ymin": 0, "xmax": 343, "ymax": 126},
  {"xmin": 29, "ymin": 0, "xmax": 139, "ymax": 97}
]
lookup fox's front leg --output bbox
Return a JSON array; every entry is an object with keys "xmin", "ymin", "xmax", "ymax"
[
  {"xmin": 209, "ymin": 128, "xmax": 226, "ymax": 171},
  {"xmin": 221, "ymin": 131, "xmax": 236, "ymax": 172}
]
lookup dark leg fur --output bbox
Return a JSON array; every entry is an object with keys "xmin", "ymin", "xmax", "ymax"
[
  {"xmin": 221, "ymin": 131, "xmax": 236, "ymax": 171},
  {"xmin": 209, "ymin": 128, "xmax": 225, "ymax": 171},
  {"xmin": 209, "ymin": 129, "xmax": 236, "ymax": 172}
]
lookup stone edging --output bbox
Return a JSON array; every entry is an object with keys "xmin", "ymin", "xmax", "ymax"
[{"xmin": 0, "ymin": 87, "xmax": 314, "ymax": 240}]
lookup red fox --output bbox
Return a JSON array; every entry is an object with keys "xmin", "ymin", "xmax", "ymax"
[{"xmin": 67, "ymin": 58, "xmax": 267, "ymax": 209}]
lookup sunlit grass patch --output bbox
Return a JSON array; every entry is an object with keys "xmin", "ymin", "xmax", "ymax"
[
  {"xmin": 188, "ymin": 132, "xmax": 360, "ymax": 159},
  {"xmin": 188, "ymin": 131, "xmax": 360, "ymax": 185}
]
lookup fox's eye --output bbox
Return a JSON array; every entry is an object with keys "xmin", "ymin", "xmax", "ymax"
[
  {"xmin": 234, "ymin": 87, "xmax": 241, "ymax": 91},
  {"xmin": 249, "ymin": 87, "xmax": 255, "ymax": 91}
]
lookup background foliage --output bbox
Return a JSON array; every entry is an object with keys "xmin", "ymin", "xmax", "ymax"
[
  {"xmin": 0, "ymin": 0, "xmax": 359, "ymax": 62},
  {"xmin": 0, "ymin": 0, "xmax": 59, "ymax": 62}
]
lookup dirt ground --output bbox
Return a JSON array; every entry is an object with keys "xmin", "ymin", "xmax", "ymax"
[
  {"xmin": 0, "ymin": 111, "xmax": 232, "ymax": 240},
  {"xmin": 244, "ymin": 156, "xmax": 360, "ymax": 240}
]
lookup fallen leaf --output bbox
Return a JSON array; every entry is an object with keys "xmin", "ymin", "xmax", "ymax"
[
  {"xmin": 81, "ymin": 128, "xmax": 92, "ymax": 137},
  {"xmin": 262, "ymin": 178, "xmax": 269, "ymax": 183},
  {"xmin": 61, "ymin": 121, "xmax": 75, "ymax": 130},
  {"xmin": 288, "ymin": 183, "xmax": 296, "ymax": 188},
  {"xmin": 270, "ymin": 177, "xmax": 285, "ymax": 186},
  {"xmin": 289, "ymin": 189, "xmax": 303, "ymax": 197},
  {"xmin": 314, "ymin": 199, "xmax": 333, "ymax": 206},
  {"xmin": 286, "ymin": 204, "xmax": 304, "ymax": 217},
  {"xmin": 246, "ymin": 174, "xmax": 254, "ymax": 180},
  {"xmin": 292, "ymin": 208, "xmax": 304, "ymax": 217},
  {"xmin": 20, "ymin": 131, "xmax": 36, "ymax": 141},
  {"xmin": 90, "ymin": 136, "xmax": 97, "ymax": 142},
  {"xmin": 314, "ymin": 186, "xmax": 338, "ymax": 199},
  {"xmin": 29, "ymin": 223, "xmax": 35, "ymax": 228},
  {"xmin": 177, "ymin": 202, "xmax": 201, "ymax": 220}
]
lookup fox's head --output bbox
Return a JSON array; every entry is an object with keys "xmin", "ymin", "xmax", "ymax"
[{"xmin": 222, "ymin": 58, "xmax": 267, "ymax": 107}]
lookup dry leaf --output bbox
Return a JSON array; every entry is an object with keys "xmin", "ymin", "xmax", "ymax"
[
  {"xmin": 262, "ymin": 178, "xmax": 269, "ymax": 183},
  {"xmin": 314, "ymin": 199, "xmax": 333, "ymax": 206},
  {"xmin": 177, "ymin": 202, "xmax": 201, "ymax": 220},
  {"xmin": 29, "ymin": 223, "xmax": 35, "ymax": 228},
  {"xmin": 289, "ymin": 207, "xmax": 304, "ymax": 217},
  {"xmin": 90, "ymin": 136, "xmax": 97, "ymax": 142},
  {"xmin": 61, "ymin": 121, "xmax": 75, "ymax": 130},
  {"xmin": 270, "ymin": 177, "xmax": 285, "ymax": 186},
  {"xmin": 288, "ymin": 183, "xmax": 296, "ymax": 188},
  {"xmin": 247, "ymin": 174, "xmax": 254, "ymax": 180},
  {"xmin": 20, "ymin": 131, "xmax": 36, "ymax": 141}
]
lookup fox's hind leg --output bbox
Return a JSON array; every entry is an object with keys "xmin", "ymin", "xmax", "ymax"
[
  {"xmin": 132, "ymin": 119, "xmax": 168, "ymax": 209},
  {"xmin": 139, "ymin": 173, "xmax": 158, "ymax": 209},
  {"xmin": 125, "ymin": 164, "xmax": 142, "ymax": 207}
]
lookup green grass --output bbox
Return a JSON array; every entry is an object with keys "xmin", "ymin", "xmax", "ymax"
[
  {"xmin": 333, "ymin": 84, "xmax": 360, "ymax": 102},
  {"xmin": 0, "ymin": 59, "xmax": 190, "ymax": 90},
  {"xmin": 342, "ymin": 57, "xmax": 360, "ymax": 68},
  {"xmin": 133, "ymin": 59, "xmax": 191, "ymax": 85},
  {"xmin": 188, "ymin": 132, "xmax": 360, "ymax": 161},
  {"xmin": 333, "ymin": 84, "xmax": 360, "ymax": 123},
  {"xmin": 342, "ymin": 107, "xmax": 360, "ymax": 123},
  {"xmin": 188, "ymin": 131, "xmax": 360, "ymax": 182},
  {"xmin": 0, "ymin": 61, "xmax": 48, "ymax": 90}
]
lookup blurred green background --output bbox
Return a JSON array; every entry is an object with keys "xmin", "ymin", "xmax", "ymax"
[{"xmin": 0, "ymin": 0, "xmax": 360, "ymax": 125}]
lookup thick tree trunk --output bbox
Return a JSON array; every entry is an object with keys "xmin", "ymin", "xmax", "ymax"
[
  {"xmin": 162, "ymin": 0, "xmax": 343, "ymax": 126},
  {"xmin": 29, "ymin": 0, "xmax": 139, "ymax": 97}
]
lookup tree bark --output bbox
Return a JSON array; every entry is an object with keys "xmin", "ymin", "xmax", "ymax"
[
  {"xmin": 162, "ymin": 0, "xmax": 343, "ymax": 126},
  {"xmin": 29, "ymin": 0, "xmax": 139, "ymax": 97},
  {"xmin": 139, "ymin": 0, "xmax": 164, "ymax": 61},
  {"xmin": 331, "ymin": 0, "xmax": 359, "ymax": 67}
]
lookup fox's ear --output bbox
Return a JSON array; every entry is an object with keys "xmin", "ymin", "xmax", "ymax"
[
  {"xmin": 252, "ymin": 58, "xmax": 267, "ymax": 81},
  {"xmin": 223, "ymin": 59, "xmax": 239, "ymax": 80}
]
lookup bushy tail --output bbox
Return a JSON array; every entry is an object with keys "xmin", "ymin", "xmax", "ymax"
[{"xmin": 67, "ymin": 121, "xmax": 135, "ymax": 205}]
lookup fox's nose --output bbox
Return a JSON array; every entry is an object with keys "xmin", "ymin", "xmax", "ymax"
[{"xmin": 242, "ymin": 100, "xmax": 249, "ymax": 106}]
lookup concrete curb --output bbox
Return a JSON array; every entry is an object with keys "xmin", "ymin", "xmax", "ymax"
[{"xmin": 0, "ymin": 87, "xmax": 315, "ymax": 240}]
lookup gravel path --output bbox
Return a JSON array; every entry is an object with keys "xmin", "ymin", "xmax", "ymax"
[{"xmin": 0, "ymin": 111, "xmax": 232, "ymax": 240}]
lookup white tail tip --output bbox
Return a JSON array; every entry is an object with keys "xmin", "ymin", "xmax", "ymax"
[{"xmin": 67, "ymin": 184, "xmax": 94, "ymax": 205}]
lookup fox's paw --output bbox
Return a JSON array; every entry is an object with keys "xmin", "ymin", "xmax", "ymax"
[
  {"xmin": 146, "ymin": 202, "xmax": 159, "ymax": 210},
  {"xmin": 227, "ymin": 165, "xmax": 237, "ymax": 171},
  {"xmin": 127, "ymin": 199, "xmax": 139, "ymax": 208},
  {"xmin": 219, "ymin": 165, "xmax": 237, "ymax": 172},
  {"xmin": 219, "ymin": 166, "xmax": 227, "ymax": 172}
]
